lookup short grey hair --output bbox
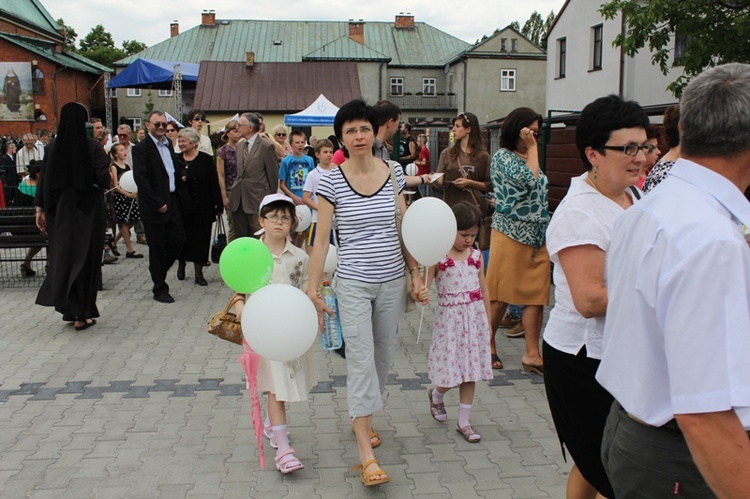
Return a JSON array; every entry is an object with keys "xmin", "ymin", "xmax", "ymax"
[
  {"xmin": 117, "ymin": 124, "xmax": 132, "ymax": 134},
  {"xmin": 177, "ymin": 127, "xmax": 201, "ymax": 145},
  {"xmin": 680, "ymin": 63, "xmax": 750, "ymax": 158},
  {"xmin": 240, "ymin": 112, "xmax": 261, "ymax": 132}
]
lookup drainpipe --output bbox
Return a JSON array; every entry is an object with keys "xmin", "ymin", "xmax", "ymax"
[
  {"xmin": 51, "ymin": 66, "xmax": 68, "ymax": 130},
  {"xmin": 462, "ymin": 59, "xmax": 468, "ymax": 111},
  {"xmin": 618, "ymin": 12, "xmax": 625, "ymax": 98}
]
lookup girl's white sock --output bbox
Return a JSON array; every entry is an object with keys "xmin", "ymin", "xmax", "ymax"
[
  {"xmin": 432, "ymin": 388, "xmax": 445, "ymax": 405},
  {"xmin": 271, "ymin": 424, "xmax": 290, "ymax": 453},
  {"xmin": 458, "ymin": 403, "xmax": 472, "ymax": 428}
]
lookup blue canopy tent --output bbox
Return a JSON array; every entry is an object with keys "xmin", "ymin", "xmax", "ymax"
[
  {"xmin": 284, "ymin": 94, "xmax": 339, "ymax": 126},
  {"xmin": 108, "ymin": 59, "xmax": 199, "ymax": 89}
]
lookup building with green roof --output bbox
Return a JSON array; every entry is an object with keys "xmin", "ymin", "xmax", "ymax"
[{"xmin": 0, "ymin": 0, "xmax": 111, "ymax": 136}]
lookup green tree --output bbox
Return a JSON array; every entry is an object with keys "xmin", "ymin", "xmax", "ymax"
[
  {"xmin": 56, "ymin": 18, "xmax": 78, "ymax": 51},
  {"xmin": 77, "ymin": 25, "xmax": 148, "ymax": 68},
  {"xmin": 599, "ymin": 0, "xmax": 750, "ymax": 96},
  {"xmin": 143, "ymin": 91, "xmax": 154, "ymax": 123},
  {"xmin": 122, "ymin": 40, "xmax": 147, "ymax": 55},
  {"xmin": 509, "ymin": 20, "xmax": 520, "ymax": 31}
]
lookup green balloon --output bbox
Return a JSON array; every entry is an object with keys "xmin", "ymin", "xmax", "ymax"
[{"xmin": 219, "ymin": 237, "xmax": 274, "ymax": 293}]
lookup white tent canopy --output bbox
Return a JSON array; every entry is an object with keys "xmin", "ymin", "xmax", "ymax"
[{"xmin": 284, "ymin": 94, "xmax": 339, "ymax": 126}]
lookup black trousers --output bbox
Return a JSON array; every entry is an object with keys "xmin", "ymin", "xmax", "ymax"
[
  {"xmin": 232, "ymin": 209, "xmax": 261, "ymax": 239},
  {"xmin": 143, "ymin": 196, "xmax": 185, "ymax": 295},
  {"xmin": 601, "ymin": 402, "xmax": 714, "ymax": 498}
]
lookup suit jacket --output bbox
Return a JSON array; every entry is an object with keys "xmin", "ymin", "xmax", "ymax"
[
  {"xmin": 132, "ymin": 135, "xmax": 189, "ymax": 224},
  {"xmin": 229, "ymin": 135, "xmax": 279, "ymax": 214}
]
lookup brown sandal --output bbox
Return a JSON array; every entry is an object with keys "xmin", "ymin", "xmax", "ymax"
[
  {"xmin": 354, "ymin": 458, "xmax": 390, "ymax": 486},
  {"xmin": 456, "ymin": 423, "xmax": 481, "ymax": 443},
  {"xmin": 491, "ymin": 353, "xmax": 504, "ymax": 370}
]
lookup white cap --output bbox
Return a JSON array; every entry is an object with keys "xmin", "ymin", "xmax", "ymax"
[
  {"xmin": 259, "ymin": 193, "xmax": 295, "ymax": 213},
  {"xmin": 255, "ymin": 193, "xmax": 295, "ymax": 236}
]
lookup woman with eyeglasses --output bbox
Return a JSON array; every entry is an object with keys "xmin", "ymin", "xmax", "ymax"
[
  {"xmin": 271, "ymin": 124, "xmax": 292, "ymax": 160},
  {"xmin": 165, "ymin": 122, "xmax": 179, "ymax": 153},
  {"xmin": 305, "ymin": 100, "xmax": 423, "ymax": 487},
  {"xmin": 486, "ymin": 107, "xmax": 549, "ymax": 375},
  {"xmin": 186, "ymin": 109, "xmax": 213, "ymax": 156},
  {"xmin": 174, "ymin": 127, "xmax": 222, "ymax": 285},
  {"xmin": 541, "ymin": 95, "xmax": 649, "ymax": 499}
]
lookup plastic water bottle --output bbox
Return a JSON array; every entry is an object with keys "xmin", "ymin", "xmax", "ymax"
[{"xmin": 320, "ymin": 280, "xmax": 343, "ymax": 350}]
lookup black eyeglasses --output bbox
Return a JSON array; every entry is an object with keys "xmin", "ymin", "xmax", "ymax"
[
  {"xmin": 150, "ymin": 122, "xmax": 168, "ymax": 128},
  {"xmin": 275, "ymin": 133, "xmax": 287, "ymax": 137},
  {"xmin": 600, "ymin": 143, "xmax": 656, "ymax": 157},
  {"xmin": 191, "ymin": 117, "xmax": 205, "ymax": 122}
]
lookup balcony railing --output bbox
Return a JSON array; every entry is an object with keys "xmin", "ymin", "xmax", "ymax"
[{"xmin": 387, "ymin": 94, "xmax": 456, "ymax": 110}]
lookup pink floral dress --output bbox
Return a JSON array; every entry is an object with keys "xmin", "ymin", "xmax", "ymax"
[{"xmin": 428, "ymin": 249, "xmax": 493, "ymax": 387}]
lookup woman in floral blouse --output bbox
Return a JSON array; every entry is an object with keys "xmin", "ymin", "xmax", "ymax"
[{"xmin": 486, "ymin": 107, "xmax": 550, "ymax": 376}]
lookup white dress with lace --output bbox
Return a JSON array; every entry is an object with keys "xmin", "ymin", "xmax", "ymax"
[{"xmin": 542, "ymin": 173, "xmax": 639, "ymax": 359}]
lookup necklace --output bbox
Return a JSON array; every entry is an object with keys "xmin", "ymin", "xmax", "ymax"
[
  {"xmin": 183, "ymin": 152, "xmax": 197, "ymax": 169},
  {"xmin": 585, "ymin": 176, "xmax": 629, "ymax": 209}
]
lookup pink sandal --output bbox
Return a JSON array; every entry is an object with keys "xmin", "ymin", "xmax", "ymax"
[
  {"xmin": 456, "ymin": 423, "xmax": 481, "ymax": 443},
  {"xmin": 275, "ymin": 448, "xmax": 304, "ymax": 474},
  {"xmin": 428, "ymin": 388, "xmax": 447, "ymax": 422},
  {"xmin": 263, "ymin": 421, "xmax": 277, "ymax": 449}
]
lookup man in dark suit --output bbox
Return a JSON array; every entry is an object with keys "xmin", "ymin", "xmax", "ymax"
[
  {"xmin": 132, "ymin": 111, "xmax": 187, "ymax": 303},
  {"xmin": 229, "ymin": 112, "xmax": 279, "ymax": 238}
]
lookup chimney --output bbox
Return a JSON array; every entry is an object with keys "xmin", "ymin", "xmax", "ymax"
[
  {"xmin": 245, "ymin": 52, "xmax": 255, "ymax": 68},
  {"xmin": 348, "ymin": 19, "xmax": 364, "ymax": 45},
  {"xmin": 170, "ymin": 20, "xmax": 179, "ymax": 38},
  {"xmin": 201, "ymin": 10, "xmax": 216, "ymax": 26},
  {"xmin": 395, "ymin": 13, "xmax": 415, "ymax": 29}
]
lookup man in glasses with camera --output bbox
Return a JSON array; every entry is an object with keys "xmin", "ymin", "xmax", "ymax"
[{"xmin": 132, "ymin": 111, "xmax": 187, "ymax": 303}]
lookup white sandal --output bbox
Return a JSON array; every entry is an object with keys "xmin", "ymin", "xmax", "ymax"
[{"xmin": 275, "ymin": 448, "xmax": 304, "ymax": 474}]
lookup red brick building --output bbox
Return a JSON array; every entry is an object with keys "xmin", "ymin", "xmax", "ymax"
[{"xmin": 0, "ymin": 0, "xmax": 111, "ymax": 137}]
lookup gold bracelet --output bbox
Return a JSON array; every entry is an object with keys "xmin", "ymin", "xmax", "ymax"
[{"xmin": 410, "ymin": 266, "xmax": 420, "ymax": 273}]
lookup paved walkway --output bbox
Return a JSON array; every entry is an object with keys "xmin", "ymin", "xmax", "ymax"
[{"xmin": 0, "ymin": 243, "xmax": 569, "ymax": 498}]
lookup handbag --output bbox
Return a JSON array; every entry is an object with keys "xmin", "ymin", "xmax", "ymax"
[
  {"xmin": 388, "ymin": 161, "xmax": 417, "ymax": 313},
  {"xmin": 207, "ymin": 293, "xmax": 245, "ymax": 345},
  {"xmin": 211, "ymin": 217, "xmax": 227, "ymax": 264}
]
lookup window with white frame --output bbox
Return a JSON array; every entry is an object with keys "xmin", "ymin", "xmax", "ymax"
[
  {"xmin": 422, "ymin": 78, "xmax": 436, "ymax": 96},
  {"xmin": 557, "ymin": 38, "xmax": 567, "ymax": 78},
  {"xmin": 130, "ymin": 117, "xmax": 142, "ymax": 129},
  {"xmin": 158, "ymin": 89, "xmax": 173, "ymax": 97},
  {"xmin": 127, "ymin": 88, "xmax": 141, "ymax": 97},
  {"xmin": 500, "ymin": 69, "xmax": 516, "ymax": 92},
  {"xmin": 107, "ymin": 88, "xmax": 117, "ymax": 98},
  {"xmin": 511, "ymin": 38, "xmax": 518, "ymax": 53},
  {"xmin": 390, "ymin": 77, "xmax": 404, "ymax": 96},
  {"xmin": 592, "ymin": 25, "xmax": 603, "ymax": 71}
]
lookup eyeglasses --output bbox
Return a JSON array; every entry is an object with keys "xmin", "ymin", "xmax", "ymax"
[
  {"xmin": 600, "ymin": 143, "xmax": 656, "ymax": 157},
  {"xmin": 150, "ymin": 122, "xmax": 168, "ymax": 128},
  {"xmin": 117, "ymin": 133, "xmax": 129, "ymax": 138},
  {"xmin": 264, "ymin": 214, "xmax": 292, "ymax": 224},
  {"xmin": 529, "ymin": 129, "xmax": 541, "ymax": 138},
  {"xmin": 191, "ymin": 117, "xmax": 205, "ymax": 122},
  {"xmin": 343, "ymin": 126, "xmax": 373, "ymax": 136},
  {"xmin": 165, "ymin": 129, "xmax": 176, "ymax": 133},
  {"xmin": 275, "ymin": 133, "xmax": 287, "ymax": 137}
]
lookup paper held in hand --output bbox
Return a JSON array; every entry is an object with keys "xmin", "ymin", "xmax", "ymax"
[{"xmin": 427, "ymin": 173, "xmax": 444, "ymax": 184}]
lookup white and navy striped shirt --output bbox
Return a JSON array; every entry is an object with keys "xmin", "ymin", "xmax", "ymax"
[{"xmin": 317, "ymin": 163, "xmax": 406, "ymax": 283}]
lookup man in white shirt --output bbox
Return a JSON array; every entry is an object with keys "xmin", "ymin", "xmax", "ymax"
[
  {"xmin": 597, "ymin": 63, "xmax": 750, "ymax": 497},
  {"xmin": 16, "ymin": 133, "xmax": 42, "ymax": 177}
]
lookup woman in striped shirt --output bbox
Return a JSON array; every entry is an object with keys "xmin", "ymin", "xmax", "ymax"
[{"xmin": 306, "ymin": 99, "xmax": 423, "ymax": 487}]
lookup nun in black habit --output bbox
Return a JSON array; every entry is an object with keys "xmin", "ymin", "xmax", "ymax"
[{"xmin": 34, "ymin": 102, "xmax": 111, "ymax": 331}]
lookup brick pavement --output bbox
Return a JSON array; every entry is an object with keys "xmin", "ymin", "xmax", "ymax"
[{"xmin": 0, "ymin": 242, "xmax": 569, "ymax": 498}]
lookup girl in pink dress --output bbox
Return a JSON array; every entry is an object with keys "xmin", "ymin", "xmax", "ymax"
[{"xmin": 419, "ymin": 201, "xmax": 493, "ymax": 443}]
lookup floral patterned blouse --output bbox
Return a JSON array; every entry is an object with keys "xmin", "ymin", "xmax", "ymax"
[
  {"xmin": 490, "ymin": 148, "xmax": 549, "ymax": 249},
  {"xmin": 642, "ymin": 159, "xmax": 675, "ymax": 195},
  {"xmin": 216, "ymin": 144, "xmax": 237, "ymax": 192}
]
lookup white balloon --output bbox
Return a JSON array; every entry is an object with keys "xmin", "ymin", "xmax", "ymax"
[
  {"xmin": 241, "ymin": 284, "xmax": 318, "ymax": 362},
  {"xmin": 119, "ymin": 170, "xmax": 138, "ymax": 193},
  {"xmin": 402, "ymin": 197, "xmax": 457, "ymax": 266},
  {"xmin": 324, "ymin": 244, "xmax": 338, "ymax": 274},
  {"xmin": 405, "ymin": 163, "xmax": 417, "ymax": 176},
  {"xmin": 295, "ymin": 204, "xmax": 312, "ymax": 233}
]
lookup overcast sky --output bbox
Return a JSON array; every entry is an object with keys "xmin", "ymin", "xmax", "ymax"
[{"xmin": 42, "ymin": 0, "xmax": 565, "ymax": 48}]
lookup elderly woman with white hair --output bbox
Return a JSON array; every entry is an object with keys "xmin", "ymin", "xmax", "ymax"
[{"xmin": 175, "ymin": 127, "xmax": 222, "ymax": 285}]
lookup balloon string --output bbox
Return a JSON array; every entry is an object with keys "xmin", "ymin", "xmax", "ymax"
[
  {"xmin": 416, "ymin": 266, "xmax": 430, "ymax": 344},
  {"xmin": 124, "ymin": 198, "xmax": 135, "ymax": 221}
]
